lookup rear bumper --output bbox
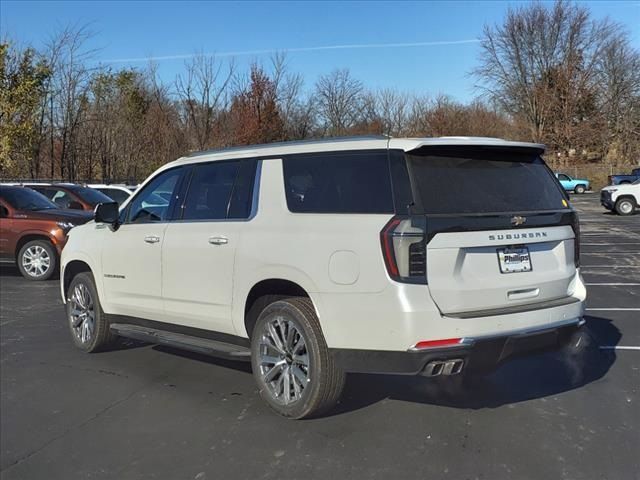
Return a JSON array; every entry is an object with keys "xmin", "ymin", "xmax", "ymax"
[{"xmin": 331, "ymin": 318, "xmax": 584, "ymax": 375}]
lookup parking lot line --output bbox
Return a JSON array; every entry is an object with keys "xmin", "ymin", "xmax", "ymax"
[
  {"xmin": 581, "ymin": 243, "xmax": 640, "ymax": 246},
  {"xmin": 599, "ymin": 346, "xmax": 640, "ymax": 351},
  {"xmin": 584, "ymin": 283, "xmax": 640, "ymax": 286},
  {"xmin": 581, "ymin": 265, "xmax": 640, "ymax": 268},
  {"xmin": 585, "ymin": 308, "xmax": 640, "ymax": 311}
]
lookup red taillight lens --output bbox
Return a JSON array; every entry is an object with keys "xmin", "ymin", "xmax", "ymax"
[
  {"xmin": 380, "ymin": 216, "xmax": 427, "ymax": 284},
  {"xmin": 412, "ymin": 338, "xmax": 463, "ymax": 350}
]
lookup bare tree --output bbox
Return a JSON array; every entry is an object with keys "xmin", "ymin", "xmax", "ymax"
[
  {"xmin": 175, "ymin": 54, "xmax": 235, "ymax": 151},
  {"xmin": 474, "ymin": 0, "xmax": 618, "ymax": 156},
  {"xmin": 315, "ymin": 69, "xmax": 364, "ymax": 136}
]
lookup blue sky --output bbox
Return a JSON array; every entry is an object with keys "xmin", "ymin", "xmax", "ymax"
[{"xmin": 1, "ymin": 1, "xmax": 639, "ymax": 102}]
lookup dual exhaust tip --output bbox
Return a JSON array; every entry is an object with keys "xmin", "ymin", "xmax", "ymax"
[{"xmin": 422, "ymin": 359, "xmax": 464, "ymax": 377}]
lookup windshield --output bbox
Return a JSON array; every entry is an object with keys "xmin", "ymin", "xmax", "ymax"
[
  {"xmin": 405, "ymin": 147, "xmax": 568, "ymax": 214},
  {"xmin": 69, "ymin": 186, "xmax": 114, "ymax": 206},
  {"xmin": 0, "ymin": 186, "xmax": 59, "ymax": 211}
]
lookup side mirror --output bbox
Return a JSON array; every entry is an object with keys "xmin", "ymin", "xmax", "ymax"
[
  {"xmin": 95, "ymin": 202, "xmax": 119, "ymax": 225},
  {"xmin": 68, "ymin": 200, "xmax": 84, "ymax": 210}
]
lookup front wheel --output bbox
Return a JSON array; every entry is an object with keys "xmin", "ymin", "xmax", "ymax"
[
  {"xmin": 615, "ymin": 198, "xmax": 636, "ymax": 216},
  {"xmin": 574, "ymin": 184, "xmax": 586, "ymax": 194},
  {"xmin": 66, "ymin": 272, "xmax": 114, "ymax": 352},
  {"xmin": 251, "ymin": 297, "xmax": 345, "ymax": 419},
  {"xmin": 17, "ymin": 240, "xmax": 57, "ymax": 281}
]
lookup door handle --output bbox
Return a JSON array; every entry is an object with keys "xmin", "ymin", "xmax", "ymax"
[
  {"xmin": 208, "ymin": 236, "xmax": 228, "ymax": 246},
  {"xmin": 144, "ymin": 235, "xmax": 160, "ymax": 244}
]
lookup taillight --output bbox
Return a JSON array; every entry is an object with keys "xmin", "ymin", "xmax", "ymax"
[
  {"xmin": 571, "ymin": 212, "xmax": 580, "ymax": 268},
  {"xmin": 380, "ymin": 216, "xmax": 427, "ymax": 283}
]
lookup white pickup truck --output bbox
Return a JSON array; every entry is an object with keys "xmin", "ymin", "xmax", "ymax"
[{"xmin": 601, "ymin": 180, "xmax": 640, "ymax": 215}]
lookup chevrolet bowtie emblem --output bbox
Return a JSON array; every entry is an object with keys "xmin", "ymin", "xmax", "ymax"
[{"xmin": 511, "ymin": 216, "xmax": 526, "ymax": 226}]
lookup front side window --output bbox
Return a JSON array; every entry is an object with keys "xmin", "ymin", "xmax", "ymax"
[
  {"xmin": 557, "ymin": 174, "xmax": 570, "ymax": 181},
  {"xmin": 282, "ymin": 151, "xmax": 394, "ymax": 214},
  {"xmin": 69, "ymin": 186, "xmax": 113, "ymax": 207},
  {"xmin": 126, "ymin": 169, "xmax": 182, "ymax": 223}
]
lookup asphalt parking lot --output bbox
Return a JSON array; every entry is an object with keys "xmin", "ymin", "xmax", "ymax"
[{"xmin": 1, "ymin": 194, "xmax": 638, "ymax": 480}]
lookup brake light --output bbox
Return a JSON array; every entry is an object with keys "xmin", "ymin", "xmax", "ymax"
[
  {"xmin": 412, "ymin": 338, "xmax": 463, "ymax": 350},
  {"xmin": 380, "ymin": 216, "xmax": 427, "ymax": 283}
]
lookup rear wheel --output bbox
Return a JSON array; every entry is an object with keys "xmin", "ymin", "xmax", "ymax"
[
  {"xmin": 17, "ymin": 240, "xmax": 56, "ymax": 281},
  {"xmin": 615, "ymin": 197, "xmax": 636, "ymax": 216},
  {"xmin": 574, "ymin": 184, "xmax": 586, "ymax": 194},
  {"xmin": 66, "ymin": 272, "xmax": 114, "ymax": 352},
  {"xmin": 251, "ymin": 297, "xmax": 345, "ymax": 419}
]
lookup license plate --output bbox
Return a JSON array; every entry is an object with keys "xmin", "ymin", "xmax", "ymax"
[{"xmin": 497, "ymin": 247, "xmax": 532, "ymax": 273}]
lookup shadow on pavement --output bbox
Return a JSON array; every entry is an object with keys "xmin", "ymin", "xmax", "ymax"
[{"xmin": 334, "ymin": 316, "xmax": 619, "ymax": 414}]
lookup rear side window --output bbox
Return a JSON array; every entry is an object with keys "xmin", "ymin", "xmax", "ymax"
[
  {"xmin": 405, "ymin": 147, "xmax": 568, "ymax": 214},
  {"xmin": 282, "ymin": 151, "xmax": 393, "ymax": 214},
  {"xmin": 181, "ymin": 159, "xmax": 256, "ymax": 220}
]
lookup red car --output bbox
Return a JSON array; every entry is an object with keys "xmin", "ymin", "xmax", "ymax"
[{"xmin": 0, "ymin": 186, "xmax": 92, "ymax": 280}]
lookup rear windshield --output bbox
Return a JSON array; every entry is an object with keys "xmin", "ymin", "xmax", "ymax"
[{"xmin": 405, "ymin": 148, "xmax": 568, "ymax": 214}]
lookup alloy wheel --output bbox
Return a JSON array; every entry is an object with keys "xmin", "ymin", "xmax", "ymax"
[
  {"xmin": 21, "ymin": 245, "xmax": 51, "ymax": 278},
  {"xmin": 68, "ymin": 283, "xmax": 95, "ymax": 344},
  {"xmin": 258, "ymin": 316, "xmax": 310, "ymax": 405}
]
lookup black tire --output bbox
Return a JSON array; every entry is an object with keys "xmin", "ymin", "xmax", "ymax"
[
  {"xmin": 250, "ymin": 297, "xmax": 345, "ymax": 419},
  {"xmin": 66, "ymin": 272, "xmax": 114, "ymax": 352},
  {"xmin": 615, "ymin": 197, "xmax": 636, "ymax": 216},
  {"xmin": 574, "ymin": 184, "xmax": 586, "ymax": 194},
  {"xmin": 17, "ymin": 240, "xmax": 57, "ymax": 281}
]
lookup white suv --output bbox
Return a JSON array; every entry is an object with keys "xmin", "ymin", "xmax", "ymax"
[
  {"xmin": 61, "ymin": 136, "xmax": 586, "ymax": 418},
  {"xmin": 601, "ymin": 180, "xmax": 639, "ymax": 216}
]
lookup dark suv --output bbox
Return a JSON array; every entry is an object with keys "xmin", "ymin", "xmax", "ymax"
[{"xmin": 0, "ymin": 186, "xmax": 92, "ymax": 280}]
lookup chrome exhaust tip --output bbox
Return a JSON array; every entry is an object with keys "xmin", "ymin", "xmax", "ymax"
[{"xmin": 422, "ymin": 359, "xmax": 464, "ymax": 377}]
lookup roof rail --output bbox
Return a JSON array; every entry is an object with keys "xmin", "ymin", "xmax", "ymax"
[{"xmin": 186, "ymin": 135, "xmax": 390, "ymax": 158}]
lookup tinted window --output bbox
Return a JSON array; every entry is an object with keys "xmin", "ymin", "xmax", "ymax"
[
  {"xmin": 127, "ymin": 169, "xmax": 182, "ymax": 223},
  {"xmin": 405, "ymin": 148, "xmax": 568, "ymax": 214},
  {"xmin": 35, "ymin": 187, "xmax": 74, "ymax": 208},
  {"xmin": 182, "ymin": 161, "xmax": 240, "ymax": 220},
  {"xmin": 557, "ymin": 174, "xmax": 570, "ymax": 181},
  {"xmin": 0, "ymin": 186, "xmax": 58, "ymax": 211},
  {"xmin": 69, "ymin": 186, "xmax": 113, "ymax": 206},
  {"xmin": 98, "ymin": 188, "xmax": 130, "ymax": 205},
  {"xmin": 282, "ymin": 151, "xmax": 393, "ymax": 213}
]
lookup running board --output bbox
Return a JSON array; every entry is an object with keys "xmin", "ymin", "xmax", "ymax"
[{"xmin": 110, "ymin": 323, "xmax": 251, "ymax": 360}]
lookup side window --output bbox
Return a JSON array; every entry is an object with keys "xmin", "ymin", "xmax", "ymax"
[
  {"xmin": 282, "ymin": 151, "xmax": 394, "ymax": 214},
  {"xmin": 39, "ymin": 188, "xmax": 72, "ymax": 208},
  {"xmin": 558, "ymin": 174, "xmax": 570, "ymax": 181},
  {"xmin": 127, "ymin": 169, "xmax": 182, "ymax": 223},
  {"xmin": 182, "ymin": 161, "xmax": 240, "ymax": 220}
]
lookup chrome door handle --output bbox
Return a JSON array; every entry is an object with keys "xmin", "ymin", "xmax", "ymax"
[
  {"xmin": 144, "ymin": 235, "xmax": 160, "ymax": 244},
  {"xmin": 208, "ymin": 236, "xmax": 228, "ymax": 246}
]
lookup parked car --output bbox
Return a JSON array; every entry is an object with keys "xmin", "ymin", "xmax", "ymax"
[
  {"xmin": 555, "ymin": 173, "xmax": 590, "ymax": 194},
  {"xmin": 61, "ymin": 136, "xmax": 585, "ymax": 418},
  {"xmin": 608, "ymin": 168, "xmax": 640, "ymax": 185},
  {"xmin": 87, "ymin": 184, "xmax": 133, "ymax": 206},
  {"xmin": 601, "ymin": 179, "xmax": 640, "ymax": 216},
  {"xmin": 0, "ymin": 186, "xmax": 92, "ymax": 280},
  {"xmin": 23, "ymin": 183, "xmax": 113, "ymax": 211}
]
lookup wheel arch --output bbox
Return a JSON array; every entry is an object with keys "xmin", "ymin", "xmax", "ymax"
[
  {"xmin": 63, "ymin": 260, "xmax": 93, "ymax": 298},
  {"xmin": 242, "ymin": 278, "xmax": 314, "ymax": 338},
  {"xmin": 15, "ymin": 232, "xmax": 56, "ymax": 258}
]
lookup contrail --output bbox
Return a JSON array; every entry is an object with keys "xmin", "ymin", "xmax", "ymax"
[{"xmin": 101, "ymin": 39, "xmax": 480, "ymax": 63}]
